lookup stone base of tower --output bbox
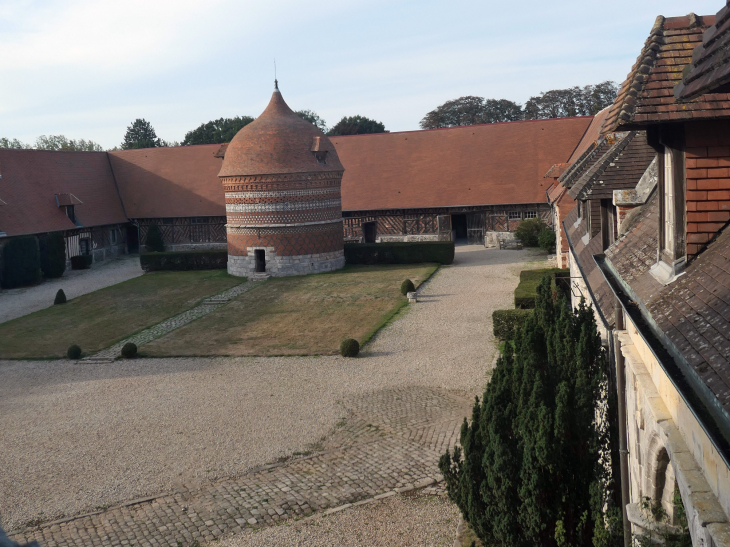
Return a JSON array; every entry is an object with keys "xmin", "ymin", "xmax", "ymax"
[{"xmin": 228, "ymin": 249, "xmax": 345, "ymax": 278}]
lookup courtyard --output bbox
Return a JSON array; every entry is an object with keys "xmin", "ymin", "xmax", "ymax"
[{"xmin": 2, "ymin": 246, "xmax": 550, "ymax": 546}]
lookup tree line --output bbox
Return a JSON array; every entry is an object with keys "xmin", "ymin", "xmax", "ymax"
[{"xmin": 420, "ymin": 81, "xmax": 618, "ymax": 129}]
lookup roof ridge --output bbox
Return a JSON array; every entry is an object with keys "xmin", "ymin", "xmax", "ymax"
[
  {"xmin": 332, "ymin": 115, "xmax": 594, "ymax": 139},
  {"xmin": 570, "ymin": 132, "xmax": 637, "ymax": 200}
]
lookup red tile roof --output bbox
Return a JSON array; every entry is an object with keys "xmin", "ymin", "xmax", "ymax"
[
  {"xmin": 676, "ymin": 4, "xmax": 730, "ymax": 100},
  {"xmin": 544, "ymin": 163, "xmax": 570, "ymax": 179},
  {"xmin": 334, "ymin": 117, "xmax": 593, "ymax": 211},
  {"xmin": 603, "ymin": 14, "xmax": 730, "ymax": 134},
  {"xmin": 0, "ymin": 149, "xmax": 128, "ymax": 237},
  {"xmin": 566, "ymin": 107, "xmax": 611, "ymax": 164},
  {"xmin": 109, "ymin": 145, "xmax": 226, "ymax": 219},
  {"xmin": 220, "ymin": 89, "xmax": 343, "ymax": 178}
]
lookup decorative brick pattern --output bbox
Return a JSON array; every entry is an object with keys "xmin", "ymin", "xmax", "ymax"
[
  {"xmin": 227, "ymin": 222, "xmax": 344, "ymax": 258},
  {"xmin": 685, "ymin": 121, "xmax": 730, "ymax": 259}
]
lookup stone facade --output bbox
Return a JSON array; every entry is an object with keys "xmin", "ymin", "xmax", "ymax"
[{"xmin": 228, "ymin": 249, "xmax": 345, "ymax": 277}]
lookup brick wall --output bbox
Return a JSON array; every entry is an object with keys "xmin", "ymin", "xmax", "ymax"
[{"xmin": 685, "ymin": 121, "xmax": 730, "ymax": 259}]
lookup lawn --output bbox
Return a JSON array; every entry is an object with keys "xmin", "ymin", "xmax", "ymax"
[
  {"xmin": 143, "ymin": 263, "xmax": 438, "ymax": 357},
  {"xmin": 0, "ymin": 270, "xmax": 244, "ymax": 359}
]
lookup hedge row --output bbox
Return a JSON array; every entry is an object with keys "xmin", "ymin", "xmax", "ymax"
[
  {"xmin": 1, "ymin": 236, "xmax": 42, "ymax": 288},
  {"xmin": 141, "ymin": 250, "xmax": 228, "ymax": 271},
  {"xmin": 492, "ymin": 309, "xmax": 532, "ymax": 340},
  {"xmin": 344, "ymin": 242, "xmax": 454, "ymax": 265},
  {"xmin": 514, "ymin": 268, "xmax": 569, "ymax": 309}
]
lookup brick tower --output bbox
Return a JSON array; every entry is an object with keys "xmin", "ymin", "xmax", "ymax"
[{"xmin": 219, "ymin": 82, "xmax": 346, "ymax": 277}]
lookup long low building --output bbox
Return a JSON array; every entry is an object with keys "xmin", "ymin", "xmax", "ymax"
[{"xmin": 0, "ymin": 115, "xmax": 592, "ymax": 264}]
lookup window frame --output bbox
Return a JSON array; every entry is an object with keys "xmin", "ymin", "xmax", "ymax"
[{"xmin": 658, "ymin": 138, "xmax": 686, "ymax": 265}]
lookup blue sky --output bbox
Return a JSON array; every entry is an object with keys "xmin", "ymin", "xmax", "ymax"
[{"xmin": 0, "ymin": 0, "xmax": 723, "ymax": 148}]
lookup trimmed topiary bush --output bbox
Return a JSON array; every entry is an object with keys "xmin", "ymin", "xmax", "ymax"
[
  {"xmin": 1, "ymin": 236, "xmax": 42, "ymax": 288},
  {"xmin": 538, "ymin": 228, "xmax": 556, "ymax": 252},
  {"xmin": 70, "ymin": 254, "xmax": 93, "ymax": 270},
  {"xmin": 54, "ymin": 289, "xmax": 67, "ymax": 305},
  {"xmin": 41, "ymin": 232, "xmax": 67, "ymax": 278},
  {"xmin": 344, "ymin": 242, "xmax": 455, "ymax": 265},
  {"xmin": 492, "ymin": 309, "xmax": 533, "ymax": 340},
  {"xmin": 514, "ymin": 217, "xmax": 548, "ymax": 247},
  {"xmin": 514, "ymin": 268, "xmax": 568, "ymax": 309},
  {"xmin": 121, "ymin": 342, "xmax": 138, "ymax": 359},
  {"xmin": 67, "ymin": 344, "xmax": 81, "ymax": 360},
  {"xmin": 145, "ymin": 224, "xmax": 165, "ymax": 253},
  {"xmin": 340, "ymin": 338, "xmax": 360, "ymax": 357},
  {"xmin": 400, "ymin": 279, "xmax": 416, "ymax": 295},
  {"xmin": 140, "ymin": 250, "xmax": 227, "ymax": 271}
]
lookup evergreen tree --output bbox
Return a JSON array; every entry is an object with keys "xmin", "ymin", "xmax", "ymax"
[
  {"xmin": 40, "ymin": 232, "xmax": 67, "ymax": 278},
  {"xmin": 121, "ymin": 119, "xmax": 162, "ymax": 149},
  {"xmin": 440, "ymin": 276, "xmax": 616, "ymax": 547}
]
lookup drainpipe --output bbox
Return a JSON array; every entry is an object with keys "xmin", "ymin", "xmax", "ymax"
[{"xmin": 614, "ymin": 297, "xmax": 632, "ymax": 547}]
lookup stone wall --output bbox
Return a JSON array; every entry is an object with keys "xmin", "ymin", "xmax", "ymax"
[
  {"xmin": 618, "ymin": 318, "xmax": 730, "ymax": 546},
  {"xmin": 228, "ymin": 248, "xmax": 345, "ymax": 277}
]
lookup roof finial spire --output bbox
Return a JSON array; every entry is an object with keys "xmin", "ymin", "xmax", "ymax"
[{"xmin": 274, "ymin": 59, "xmax": 279, "ymax": 91}]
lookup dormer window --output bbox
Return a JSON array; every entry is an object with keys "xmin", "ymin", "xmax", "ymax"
[
  {"xmin": 311, "ymin": 136, "xmax": 328, "ymax": 165},
  {"xmin": 651, "ymin": 133, "xmax": 686, "ymax": 284},
  {"xmin": 66, "ymin": 205, "xmax": 76, "ymax": 224}
]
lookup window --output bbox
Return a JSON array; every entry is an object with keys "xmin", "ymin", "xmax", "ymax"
[
  {"xmin": 80, "ymin": 238, "xmax": 91, "ymax": 255},
  {"xmin": 109, "ymin": 229, "xmax": 118, "ymax": 245},
  {"xmin": 192, "ymin": 217, "xmax": 208, "ymax": 224},
  {"xmin": 524, "ymin": 211, "xmax": 537, "ymax": 219},
  {"xmin": 508, "ymin": 211, "xmax": 521, "ymax": 220},
  {"xmin": 663, "ymin": 146, "xmax": 675, "ymax": 254}
]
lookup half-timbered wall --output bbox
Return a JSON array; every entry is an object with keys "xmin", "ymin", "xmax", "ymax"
[
  {"xmin": 64, "ymin": 223, "xmax": 128, "ymax": 264},
  {"xmin": 136, "ymin": 217, "xmax": 227, "ymax": 251}
]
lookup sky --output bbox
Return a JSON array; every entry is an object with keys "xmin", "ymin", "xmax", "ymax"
[{"xmin": 0, "ymin": 0, "xmax": 724, "ymax": 149}]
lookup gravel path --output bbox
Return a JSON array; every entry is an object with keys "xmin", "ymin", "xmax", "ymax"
[
  {"xmin": 0, "ymin": 246, "xmax": 547, "ymax": 534},
  {"xmin": 221, "ymin": 492, "xmax": 459, "ymax": 547},
  {"xmin": 0, "ymin": 254, "xmax": 143, "ymax": 324}
]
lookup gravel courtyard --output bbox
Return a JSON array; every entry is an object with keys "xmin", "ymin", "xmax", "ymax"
[
  {"xmin": 1, "ymin": 246, "xmax": 549, "ymax": 543},
  {"xmin": 0, "ymin": 254, "xmax": 143, "ymax": 324}
]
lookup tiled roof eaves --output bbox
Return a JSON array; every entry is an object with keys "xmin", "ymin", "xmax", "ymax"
[
  {"xmin": 603, "ymin": 16, "xmax": 667, "ymax": 134},
  {"xmin": 559, "ymin": 139, "xmax": 608, "ymax": 187},
  {"xmin": 569, "ymin": 132, "xmax": 637, "ymax": 200},
  {"xmin": 596, "ymin": 251, "xmax": 730, "ymax": 469},
  {"xmin": 676, "ymin": 4, "xmax": 730, "ymax": 100}
]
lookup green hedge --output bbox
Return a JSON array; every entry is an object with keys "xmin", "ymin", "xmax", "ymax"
[
  {"xmin": 40, "ymin": 232, "xmax": 67, "ymax": 278},
  {"xmin": 70, "ymin": 254, "xmax": 93, "ymax": 270},
  {"xmin": 514, "ymin": 268, "xmax": 568, "ymax": 309},
  {"xmin": 344, "ymin": 242, "xmax": 454, "ymax": 265},
  {"xmin": 492, "ymin": 309, "xmax": 532, "ymax": 340},
  {"xmin": 1, "ymin": 236, "xmax": 41, "ymax": 288},
  {"xmin": 141, "ymin": 250, "xmax": 228, "ymax": 271}
]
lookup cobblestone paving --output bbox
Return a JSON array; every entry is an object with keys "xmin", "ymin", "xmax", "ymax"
[
  {"xmin": 83, "ymin": 281, "xmax": 261, "ymax": 362},
  {"xmin": 11, "ymin": 386, "xmax": 472, "ymax": 547}
]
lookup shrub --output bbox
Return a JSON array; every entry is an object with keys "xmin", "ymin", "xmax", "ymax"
[
  {"xmin": 0, "ymin": 236, "xmax": 41, "ymax": 288},
  {"xmin": 538, "ymin": 228, "xmax": 556, "ymax": 252},
  {"xmin": 40, "ymin": 232, "xmax": 67, "ymax": 278},
  {"xmin": 121, "ymin": 342, "xmax": 138, "ymax": 359},
  {"xmin": 340, "ymin": 338, "xmax": 360, "ymax": 357},
  {"xmin": 54, "ymin": 289, "xmax": 67, "ymax": 305},
  {"xmin": 344, "ymin": 242, "xmax": 454, "ymax": 265},
  {"xmin": 400, "ymin": 279, "xmax": 415, "ymax": 295},
  {"xmin": 514, "ymin": 268, "xmax": 568, "ymax": 309},
  {"xmin": 514, "ymin": 217, "xmax": 547, "ymax": 247},
  {"xmin": 492, "ymin": 309, "xmax": 532, "ymax": 340},
  {"xmin": 70, "ymin": 254, "xmax": 93, "ymax": 270},
  {"xmin": 145, "ymin": 224, "xmax": 165, "ymax": 253},
  {"xmin": 440, "ymin": 278, "xmax": 611, "ymax": 547},
  {"xmin": 67, "ymin": 344, "xmax": 82, "ymax": 360},
  {"xmin": 140, "ymin": 250, "xmax": 228, "ymax": 271}
]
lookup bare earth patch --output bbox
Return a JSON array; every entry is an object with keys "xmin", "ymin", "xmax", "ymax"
[
  {"xmin": 0, "ymin": 270, "xmax": 243, "ymax": 359},
  {"xmin": 143, "ymin": 264, "xmax": 437, "ymax": 357}
]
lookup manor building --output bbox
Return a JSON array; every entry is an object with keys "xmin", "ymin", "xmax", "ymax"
[{"xmin": 0, "ymin": 111, "xmax": 591, "ymax": 269}]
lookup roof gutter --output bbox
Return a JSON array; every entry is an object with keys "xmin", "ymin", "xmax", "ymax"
[{"xmin": 594, "ymin": 252, "xmax": 730, "ymax": 470}]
